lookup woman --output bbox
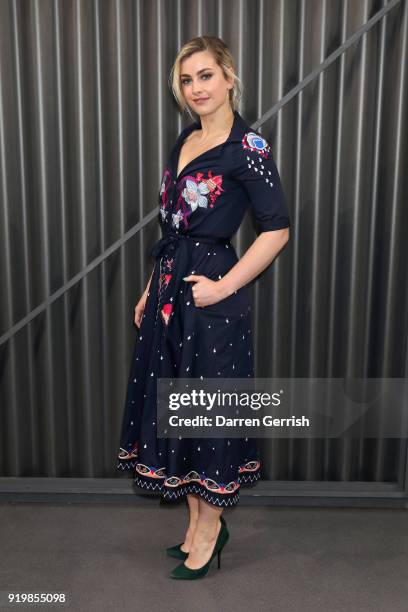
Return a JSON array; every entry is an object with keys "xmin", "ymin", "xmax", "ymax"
[{"xmin": 117, "ymin": 35, "xmax": 290, "ymax": 579}]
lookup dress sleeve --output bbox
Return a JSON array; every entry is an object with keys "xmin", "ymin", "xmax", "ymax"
[{"xmin": 232, "ymin": 132, "xmax": 291, "ymax": 233}]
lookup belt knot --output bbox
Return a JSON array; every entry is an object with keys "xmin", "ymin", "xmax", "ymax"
[{"xmin": 150, "ymin": 231, "xmax": 184, "ymax": 259}]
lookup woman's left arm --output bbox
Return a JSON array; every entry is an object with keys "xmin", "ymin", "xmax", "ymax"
[
  {"xmin": 217, "ymin": 134, "xmax": 291, "ymax": 298},
  {"xmin": 184, "ymin": 136, "xmax": 291, "ymax": 307},
  {"xmin": 183, "ymin": 229, "xmax": 289, "ymax": 307},
  {"xmin": 216, "ymin": 228, "xmax": 289, "ymax": 299}
]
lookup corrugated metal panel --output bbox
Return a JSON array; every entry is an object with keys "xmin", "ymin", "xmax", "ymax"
[{"xmin": 0, "ymin": 0, "xmax": 407, "ymax": 497}]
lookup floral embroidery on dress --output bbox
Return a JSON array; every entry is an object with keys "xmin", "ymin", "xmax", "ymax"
[
  {"xmin": 182, "ymin": 178, "xmax": 210, "ymax": 212},
  {"xmin": 171, "ymin": 209, "xmax": 184, "ymax": 229},
  {"xmin": 241, "ymin": 132, "xmax": 275, "ymax": 187},
  {"xmin": 159, "ymin": 169, "xmax": 171, "ymax": 222},
  {"xmin": 171, "ymin": 170, "xmax": 225, "ymax": 230},
  {"xmin": 156, "ymin": 254, "xmax": 175, "ymax": 326},
  {"xmin": 241, "ymin": 131, "xmax": 271, "ymax": 158}
]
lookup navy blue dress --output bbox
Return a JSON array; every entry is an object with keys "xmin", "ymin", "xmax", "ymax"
[{"xmin": 116, "ymin": 109, "xmax": 290, "ymax": 507}]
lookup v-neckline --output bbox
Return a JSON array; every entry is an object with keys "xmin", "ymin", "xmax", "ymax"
[{"xmin": 175, "ymin": 111, "xmax": 237, "ymax": 182}]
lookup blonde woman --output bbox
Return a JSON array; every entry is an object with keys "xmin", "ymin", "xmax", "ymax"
[{"xmin": 117, "ymin": 35, "xmax": 290, "ymax": 579}]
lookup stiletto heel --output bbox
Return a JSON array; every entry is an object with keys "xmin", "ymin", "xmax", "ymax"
[{"xmin": 170, "ymin": 516, "xmax": 229, "ymax": 580}]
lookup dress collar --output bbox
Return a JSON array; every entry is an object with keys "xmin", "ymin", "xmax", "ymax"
[
  {"xmin": 190, "ymin": 108, "xmax": 248, "ymax": 145},
  {"xmin": 172, "ymin": 109, "xmax": 249, "ymax": 181}
]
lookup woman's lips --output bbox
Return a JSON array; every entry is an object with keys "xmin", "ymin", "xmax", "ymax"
[{"xmin": 194, "ymin": 98, "xmax": 209, "ymax": 104}]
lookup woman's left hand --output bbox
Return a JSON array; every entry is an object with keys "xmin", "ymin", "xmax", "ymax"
[{"xmin": 183, "ymin": 275, "xmax": 226, "ymax": 308}]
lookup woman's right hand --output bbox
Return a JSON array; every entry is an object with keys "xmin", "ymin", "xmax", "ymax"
[{"xmin": 134, "ymin": 291, "xmax": 148, "ymax": 329}]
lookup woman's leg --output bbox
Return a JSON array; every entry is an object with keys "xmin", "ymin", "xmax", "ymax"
[
  {"xmin": 180, "ymin": 493, "xmax": 199, "ymax": 553},
  {"xmin": 184, "ymin": 497, "xmax": 223, "ymax": 569}
]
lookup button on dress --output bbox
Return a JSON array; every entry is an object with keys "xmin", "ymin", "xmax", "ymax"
[{"xmin": 117, "ymin": 109, "xmax": 291, "ymax": 507}]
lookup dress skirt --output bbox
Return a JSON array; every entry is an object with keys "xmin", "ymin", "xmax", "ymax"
[{"xmin": 116, "ymin": 232, "xmax": 261, "ymax": 508}]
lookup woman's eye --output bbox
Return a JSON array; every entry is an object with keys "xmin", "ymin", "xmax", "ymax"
[{"xmin": 181, "ymin": 74, "xmax": 212, "ymax": 85}]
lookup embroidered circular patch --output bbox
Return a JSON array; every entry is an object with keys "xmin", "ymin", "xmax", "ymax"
[{"xmin": 242, "ymin": 131, "xmax": 271, "ymax": 158}]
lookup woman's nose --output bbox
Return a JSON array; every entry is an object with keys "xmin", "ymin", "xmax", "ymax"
[{"xmin": 191, "ymin": 80, "xmax": 202, "ymax": 95}]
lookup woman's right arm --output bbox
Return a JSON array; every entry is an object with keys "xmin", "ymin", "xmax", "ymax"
[
  {"xmin": 134, "ymin": 269, "xmax": 154, "ymax": 328},
  {"xmin": 144, "ymin": 269, "xmax": 154, "ymax": 295}
]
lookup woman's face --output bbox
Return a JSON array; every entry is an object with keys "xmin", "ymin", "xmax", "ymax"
[{"xmin": 180, "ymin": 50, "xmax": 233, "ymax": 117}]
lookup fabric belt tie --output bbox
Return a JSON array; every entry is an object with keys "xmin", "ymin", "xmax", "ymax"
[
  {"xmin": 150, "ymin": 231, "xmax": 230, "ymax": 259},
  {"xmin": 148, "ymin": 231, "xmax": 231, "ymax": 334}
]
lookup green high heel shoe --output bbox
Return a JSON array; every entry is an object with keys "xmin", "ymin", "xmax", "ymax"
[
  {"xmin": 170, "ymin": 517, "xmax": 229, "ymax": 580},
  {"xmin": 166, "ymin": 515, "xmax": 227, "ymax": 560}
]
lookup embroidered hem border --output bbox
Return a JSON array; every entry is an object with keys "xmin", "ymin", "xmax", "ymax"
[{"xmin": 116, "ymin": 458, "xmax": 261, "ymax": 508}]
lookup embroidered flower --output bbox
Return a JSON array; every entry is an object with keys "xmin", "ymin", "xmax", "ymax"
[
  {"xmin": 241, "ymin": 131, "xmax": 271, "ymax": 159},
  {"xmin": 159, "ymin": 169, "xmax": 172, "ymax": 224},
  {"xmin": 170, "ymin": 170, "xmax": 225, "ymax": 230},
  {"xmin": 179, "ymin": 171, "xmax": 225, "ymax": 214},
  {"xmin": 240, "ymin": 133, "xmax": 276, "ymax": 184},
  {"xmin": 159, "ymin": 169, "xmax": 171, "ymax": 204},
  {"xmin": 171, "ymin": 209, "xmax": 183, "ymax": 229},
  {"xmin": 182, "ymin": 178, "xmax": 210, "ymax": 211},
  {"xmin": 195, "ymin": 171, "xmax": 225, "ymax": 208}
]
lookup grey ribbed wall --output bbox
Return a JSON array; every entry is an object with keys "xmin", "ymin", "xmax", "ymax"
[{"xmin": 0, "ymin": 0, "xmax": 407, "ymax": 498}]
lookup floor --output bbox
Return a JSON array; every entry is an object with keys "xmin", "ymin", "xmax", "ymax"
[{"xmin": 1, "ymin": 501, "xmax": 408, "ymax": 611}]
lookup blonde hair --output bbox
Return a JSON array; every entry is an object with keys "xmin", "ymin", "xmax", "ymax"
[{"xmin": 169, "ymin": 35, "xmax": 243, "ymax": 120}]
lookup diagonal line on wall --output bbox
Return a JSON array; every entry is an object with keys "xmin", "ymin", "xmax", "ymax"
[{"xmin": 0, "ymin": 0, "xmax": 401, "ymax": 347}]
